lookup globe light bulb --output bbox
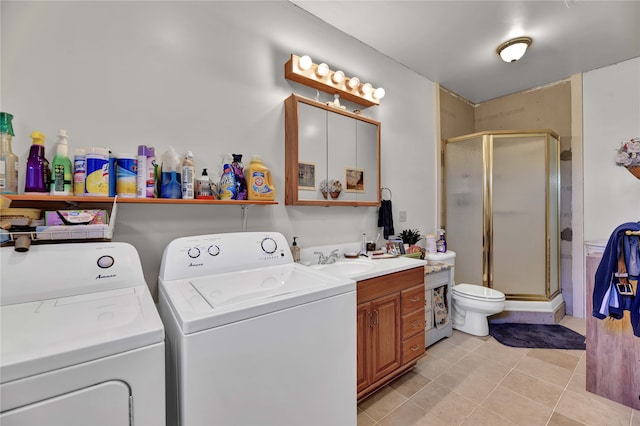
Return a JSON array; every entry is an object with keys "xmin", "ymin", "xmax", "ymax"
[
  {"xmin": 316, "ymin": 63, "xmax": 329, "ymax": 77},
  {"xmin": 373, "ymin": 87, "xmax": 386, "ymax": 100},
  {"xmin": 299, "ymin": 55, "xmax": 312, "ymax": 71},
  {"xmin": 332, "ymin": 70, "xmax": 345, "ymax": 84},
  {"xmin": 348, "ymin": 77, "xmax": 360, "ymax": 89},
  {"xmin": 361, "ymin": 83, "xmax": 373, "ymax": 95}
]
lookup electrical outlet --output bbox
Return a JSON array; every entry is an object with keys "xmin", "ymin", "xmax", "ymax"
[{"xmin": 399, "ymin": 210, "xmax": 407, "ymax": 222}]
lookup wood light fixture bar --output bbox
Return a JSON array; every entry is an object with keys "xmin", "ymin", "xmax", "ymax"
[{"xmin": 284, "ymin": 54, "xmax": 384, "ymax": 108}]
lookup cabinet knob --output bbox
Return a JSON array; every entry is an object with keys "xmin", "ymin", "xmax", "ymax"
[
  {"xmin": 411, "ymin": 320, "xmax": 422, "ymax": 329},
  {"xmin": 410, "ymin": 345, "xmax": 421, "ymax": 352},
  {"xmin": 410, "ymin": 296, "xmax": 420, "ymax": 303}
]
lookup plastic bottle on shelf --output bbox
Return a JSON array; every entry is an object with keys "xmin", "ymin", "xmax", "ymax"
[
  {"xmin": 436, "ymin": 229, "xmax": 447, "ymax": 253},
  {"xmin": 160, "ymin": 146, "xmax": 182, "ymax": 199},
  {"xmin": 0, "ymin": 112, "xmax": 18, "ymax": 194},
  {"xmin": 195, "ymin": 168, "xmax": 214, "ymax": 199},
  {"xmin": 73, "ymin": 148, "xmax": 86, "ymax": 196},
  {"xmin": 245, "ymin": 155, "xmax": 275, "ymax": 201},
  {"xmin": 181, "ymin": 151, "xmax": 195, "ymax": 200},
  {"xmin": 51, "ymin": 129, "xmax": 73, "ymax": 196},
  {"xmin": 426, "ymin": 233, "xmax": 437, "ymax": 254},
  {"xmin": 231, "ymin": 153, "xmax": 247, "ymax": 200},
  {"xmin": 218, "ymin": 153, "xmax": 236, "ymax": 200},
  {"xmin": 108, "ymin": 149, "xmax": 117, "ymax": 197},
  {"xmin": 25, "ymin": 131, "xmax": 49, "ymax": 194}
]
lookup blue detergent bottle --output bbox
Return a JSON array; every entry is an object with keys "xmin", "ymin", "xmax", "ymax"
[{"xmin": 160, "ymin": 146, "xmax": 182, "ymax": 199}]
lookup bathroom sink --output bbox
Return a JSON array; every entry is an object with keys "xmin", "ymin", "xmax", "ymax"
[{"xmin": 311, "ymin": 259, "xmax": 375, "ymax": 277}]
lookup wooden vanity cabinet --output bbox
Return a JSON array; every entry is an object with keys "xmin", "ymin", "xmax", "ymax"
[{"xmin": 356, "ymin": 267, "xmax": 425, "ymax": 399}]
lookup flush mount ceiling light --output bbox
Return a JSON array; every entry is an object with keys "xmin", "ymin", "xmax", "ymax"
[
  {"xmin": 496, "ymin": 37, "xmax": 532, "ymax": 63},
  {"xmin": 284, "ymin": 54, "xmax": 384, "ymax": 107}
]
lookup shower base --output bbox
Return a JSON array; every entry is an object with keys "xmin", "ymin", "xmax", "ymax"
[{"xmin": 489, "ymin": 293, "xmax": 565, "ymax": 325}]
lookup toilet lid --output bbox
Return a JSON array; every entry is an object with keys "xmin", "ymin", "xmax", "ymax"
[{"xmin": 452, "ymin": 283, "xmax": 505, "ymax": 301}]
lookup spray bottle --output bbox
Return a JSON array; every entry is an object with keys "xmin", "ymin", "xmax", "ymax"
[
  {"xmin": 0, "ymin": 112, "xmax": 18, "ymax": 194},
  {"xmin": 51, "ymin": 129, "xmax": 73, "ymax": 195},
  {"xmin": 25, "ymin": 131, "xmax": 49, "ymax": 193},
  {"xmin": 181, "ymin": 150, "xmax": 195, "ymax": 200}
]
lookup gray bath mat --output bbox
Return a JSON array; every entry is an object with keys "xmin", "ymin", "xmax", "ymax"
[{"xmin": 489, "ymin": 323, "xmax": 586, "ymax": 350}]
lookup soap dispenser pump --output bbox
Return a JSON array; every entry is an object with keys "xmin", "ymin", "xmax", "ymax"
[{"xmin": 290, "ymin": 236, "xmax": 300, "ymax": 263}]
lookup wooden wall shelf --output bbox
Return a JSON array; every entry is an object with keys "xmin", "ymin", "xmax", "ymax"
[{"xmin": 3, "ymin": 194, "xmax": 277, "ymax": 207}]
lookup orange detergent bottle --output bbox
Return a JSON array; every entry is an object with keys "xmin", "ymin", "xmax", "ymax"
[{"xmin": 245, "ymin": 155, "xmax": 275, "ymax": 201}]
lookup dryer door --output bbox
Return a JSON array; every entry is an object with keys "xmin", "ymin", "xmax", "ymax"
[{"xmin": 1, "ymin": 380, "xmax": 130, "ymax": 425}]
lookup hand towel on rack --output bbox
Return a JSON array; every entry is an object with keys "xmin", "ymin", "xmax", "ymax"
[{"xmin": 377, "ymin": 199, "xmax": 394, "ymax": 239}]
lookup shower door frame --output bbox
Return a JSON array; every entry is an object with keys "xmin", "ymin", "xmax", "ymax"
[{"xmin": 443, "ymin": 129, "xmax": 561, "ymax": 302}]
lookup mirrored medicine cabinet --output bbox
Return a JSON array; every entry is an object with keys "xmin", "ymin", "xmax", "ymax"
[{"xmin": 284, "ymin": 94, "xmax": 381, "ymax": 206}]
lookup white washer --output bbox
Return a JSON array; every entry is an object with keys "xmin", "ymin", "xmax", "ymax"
[
  {"xmin": 159, "ymin": 232, "xmax": 356, "ymax": 426},
  {"xmin": 0, "ymin": 242, "xmax": 165, "ymax": 426}
]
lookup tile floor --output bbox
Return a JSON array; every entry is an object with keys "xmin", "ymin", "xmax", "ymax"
[{"xmin": 357, "ymin": 316, "xmax": 640, "ymax": 426}]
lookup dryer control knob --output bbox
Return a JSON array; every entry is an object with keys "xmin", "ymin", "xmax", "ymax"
[
  {"xmin": 188, "ymin": 247, "xmax": 201, "ymax": 258},
  {"xmin": 208, "ymin": 245, "xmax": 220, "ymax": 256},
  {"xmin": 261, "ymin": 237, "xmax": 277, "ymax": 254},
  {"xmin": 97, "ymin": 255, "xmax": 115, "ymax": 269}
]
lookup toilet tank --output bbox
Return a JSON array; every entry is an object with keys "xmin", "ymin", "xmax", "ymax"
[{"xmin": 424, "ymin": 250, "xmax": 456, "ymax": 284}]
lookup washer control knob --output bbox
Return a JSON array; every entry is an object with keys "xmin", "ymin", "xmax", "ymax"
[
  {"xmin": 187, "ymin": 247, "xmax": 201, "ymax": 258},
  {"xmin": 208, "ymin": 245, "xmax": 220, "ymax": 256},
  {"xmin": 261, "ymin": 237, "xmax": 277, "ymax": 254},
  {"xmin": 97, "ymin": 255, "xmax": 115, "ymax": 269}
]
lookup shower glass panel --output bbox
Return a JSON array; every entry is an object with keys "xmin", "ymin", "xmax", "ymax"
[
  {"xmin": 444, "ymin": 136, "xmax": 484, "ymax": 287},
  {"xmin": 444, "ymin": 130, "xmax": 559, "ymax": 301},
  {"xmin": 492, "ymin": 135, "xmax": 546, "ymax": 297}
]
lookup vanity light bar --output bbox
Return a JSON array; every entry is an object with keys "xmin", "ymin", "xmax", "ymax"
[{"xmin": 284, "ymin": 54, "xmax": 384, "ymax": 108}]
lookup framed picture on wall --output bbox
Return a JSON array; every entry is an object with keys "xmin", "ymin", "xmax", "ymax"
[
  {"xmin": 345, "ymin": 168, "xmax": 365, "ymax": 192},
  {"xmin": 298, "ymin": 162, "xmax": 316, "ymax": 190}
]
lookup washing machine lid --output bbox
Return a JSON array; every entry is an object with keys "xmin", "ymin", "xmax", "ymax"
[
  {"xmin": 452, "ymin": 283, "xmax": 505, "ymax": 301},
  {"xmin": 160, "ymin": 264, "xmax": 355, "ymax": 334},
  {"xmin": 0, "ymin": 285, "xmax": 164, "ymax": 383}
]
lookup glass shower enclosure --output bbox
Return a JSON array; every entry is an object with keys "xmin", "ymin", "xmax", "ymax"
[{"xmin": 444, "ymin": 130, "xmax": 560, "ymax": 301}]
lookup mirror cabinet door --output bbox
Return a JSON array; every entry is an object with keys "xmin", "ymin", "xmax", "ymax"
[
  {"xmin": 297, "ymin": 102, "xmax": 328, "ymax": 202},
  {"xmin": 285, "ymin": 94, "xmax": 380, "ymax": 206}
]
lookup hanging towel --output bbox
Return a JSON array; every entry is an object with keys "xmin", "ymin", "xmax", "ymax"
[{"xmin": 378, "ymin": 199, "xmax": 395, "ymax": 239}]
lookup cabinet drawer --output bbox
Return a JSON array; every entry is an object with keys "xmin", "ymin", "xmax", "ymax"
[
  {"xmin": 358, "ymin": 267, "xmax": 424, "ymax": 303},
  {"xmin": 401, "ymin": 284, "xmax": 425, "ymax": 315},
  {"xmin": 402, "ymin": 332, "xmax": 425, "ymax": 364},
  {"xmin": 425, "ymin": 270, "xmax": 449, "ymax": 289},
  {"xmin": 402, "ymin": 308, "xmax": 425, "ymax": 338}
]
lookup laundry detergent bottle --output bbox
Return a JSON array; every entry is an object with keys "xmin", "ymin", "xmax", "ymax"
[
  {"xmin": 218, "ymin": 153, "xmax": 236, "ymax": 200},
  {"xmin": 245, "ymin": 155, "xmax": 275, "ymax": 201}
]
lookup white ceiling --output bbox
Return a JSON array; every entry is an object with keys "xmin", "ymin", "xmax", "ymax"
[{"xmin": 290, "ymin": 0, "xmax": 640, "ymax": 103}]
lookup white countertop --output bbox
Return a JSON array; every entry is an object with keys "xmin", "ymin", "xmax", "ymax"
[{"xmin": 306, "ymin": 255, "xmax": 427, "ymax": 281}]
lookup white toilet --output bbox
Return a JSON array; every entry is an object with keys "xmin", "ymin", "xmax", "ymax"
[{"xmin": 451, "ymin": 283, "xmax": 505, "ymax": 336}]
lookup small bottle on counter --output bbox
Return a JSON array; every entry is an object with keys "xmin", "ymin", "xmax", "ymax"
[
  {"xmin": 290, "ymin": 236, "xmax": 300, "ymax": 263},
  {"xmin": 436, "ymin": 229, "xmax": 447, "ymax": 253}
]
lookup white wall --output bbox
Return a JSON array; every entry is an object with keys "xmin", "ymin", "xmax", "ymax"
[
  {"xmin": 583, "ymin": 57, "xmax": 640, "ymax": 240},
  {"xmin": 573, "ymin": 57, "xmax": 640, "ymax": 317},
  {"xmin": 1, "ymin": 1, "xmax": 436, "ymax": 294}
]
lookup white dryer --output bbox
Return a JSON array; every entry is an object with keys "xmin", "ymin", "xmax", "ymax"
[
  {"xmin": 0, "ymin": 242, "xmax": 165, "ymax": 426},
  {"xmin": 159, "ymin": 232, "xmax": 356, "ymax": 426}
]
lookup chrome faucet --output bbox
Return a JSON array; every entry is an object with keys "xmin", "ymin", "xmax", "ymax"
[
  {"xmin": 314, "ymin": 251, "xmax": 328, "ymax": 264},
  {"xmin": 314, "ymin": 249, "xmax": 340, "ymax": 264},
  {"xmin": 326, "ymin": 249, "xmax": 340, "ymax": 264}
]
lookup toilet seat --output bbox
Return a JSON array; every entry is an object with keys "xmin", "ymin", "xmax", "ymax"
[{"xmin": 452, "ymin": 283, "xmax": 505, "ymax": 302}]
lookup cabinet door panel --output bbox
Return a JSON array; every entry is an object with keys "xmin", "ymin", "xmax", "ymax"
[
  {"xmin": 357, "ymin": 302, "xmax": 371, "ymax": 392},
  {"xmin": 371, "ymin": 293, "xmax": 401, "ymax": 382},
  {"xmin": 297, "ymin": 102, "xmax": 327, "ymax": 201}
]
